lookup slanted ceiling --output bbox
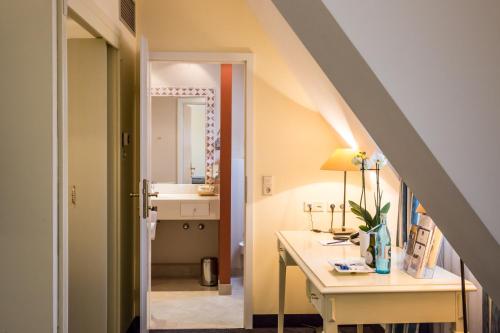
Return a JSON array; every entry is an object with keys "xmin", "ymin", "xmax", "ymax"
[{"xmin": 266, "ymin": 0, "xmax": 500, "ymax": 303}]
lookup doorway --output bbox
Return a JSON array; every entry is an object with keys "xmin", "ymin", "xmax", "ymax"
[
  {"xmin": 148, "ymin": 62, "xmax": 245, "ymax": 329},
  {"xmin": 138, "ymin": 48, "xmax": 254, "ymax": 331}
]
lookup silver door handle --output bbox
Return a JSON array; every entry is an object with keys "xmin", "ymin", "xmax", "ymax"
[{"xmin": 148, "ymin": 192, "xmax": 159, "ymax": 197}]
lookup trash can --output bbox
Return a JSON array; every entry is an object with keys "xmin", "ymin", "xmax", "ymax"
[{"xmin": 200, "ymin": 257, "xmax": 218, "ymax": 287}]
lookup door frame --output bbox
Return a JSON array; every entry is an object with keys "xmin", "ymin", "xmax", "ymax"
[
  {"xmin": 148, "ymin": 51, "xmax": 255, "ymax": 329},
  {"xmin": 57, "ymin": 3, "xmax": 122, "ymax": 333}
]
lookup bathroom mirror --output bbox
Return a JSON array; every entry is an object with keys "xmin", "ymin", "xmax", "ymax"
[
  {"xmin": 152, "ymin": 94, "xmax": 216, "ymax": 184},
  {"xmin": 177, "ymin": 97, "xmax": 206, "ymax": 184}
]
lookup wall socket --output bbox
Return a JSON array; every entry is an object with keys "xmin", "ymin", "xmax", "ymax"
[
  {"xmin": 304, "ymin": 202, "xmax": 341, "ymax": 212},
  {"xmin": 303, "ymin": 201, "xmax": 326, "ymax": 212}
]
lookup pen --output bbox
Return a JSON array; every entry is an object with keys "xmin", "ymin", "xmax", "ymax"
[{"xmin": 324, "ymin": 240, "xmax": 345, "ymax": 245}]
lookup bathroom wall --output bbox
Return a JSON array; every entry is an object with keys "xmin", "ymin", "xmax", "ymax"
[
  {"xmin": 151, "ymin": 221, "xmax": 218, "ymax": 277},
  {"xmin": 151, "ymin": 96, "xmax": 178, "ymax": 183},
  {"xmin": 151, "ymin": 62, "xmax": 221, "ymax": 136},
  {"xmin": 137, "ymin": 0, "xmax": 400, "ymax": 315}
]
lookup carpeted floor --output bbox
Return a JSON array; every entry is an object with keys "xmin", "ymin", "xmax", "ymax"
[
  {"xmin": 149, "ymin": 326, "xmax": 383, "ymax": 333},
  {"xmin": 128, "ymin": 317, "xmax": 383, "ymax": 333}
]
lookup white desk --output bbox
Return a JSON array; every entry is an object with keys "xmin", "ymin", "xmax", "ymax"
[{"xmin": 277, "ymin": 231, "xmax": 476, "ymax": 333}]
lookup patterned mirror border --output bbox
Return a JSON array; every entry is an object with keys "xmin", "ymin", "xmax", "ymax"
[{"xmin": 151, "ymin": 87, "xmax": 216, "ymax": 184}]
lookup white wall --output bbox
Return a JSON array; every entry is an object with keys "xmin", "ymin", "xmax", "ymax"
[{"xmin": 0, "ymin": 1, "xmax": 57, "ymax": 332}]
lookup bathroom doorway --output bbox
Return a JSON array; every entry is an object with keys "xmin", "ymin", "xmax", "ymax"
[
  {"xmin": 137, "ymin": 48, "xmax": 254, "ymax": 331},
  {"xmin": 149, "ymin": 62, "xmax": 245, "ymax": 330}
]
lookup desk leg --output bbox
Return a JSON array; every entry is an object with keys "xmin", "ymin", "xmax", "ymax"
[
  {"xmin": 356, "ymin": 324, "xmax": 363, "ymax": 333},
  {"xmin": 323, "ymin": 318, "xmax": 338, "ymax": 333},
  {"xmin": 452, "ymin": 319, "xmax": 465, "ymax": 333},
  {"xmin": 278, "ymin": 256, "xmax": 286, "ymax": 333},
  {"xmin": 452, "ymin": 291, "xmax": 465, "ymax": 333}
]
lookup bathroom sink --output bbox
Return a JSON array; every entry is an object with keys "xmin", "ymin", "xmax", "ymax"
[{"xmin": 153, "ymin": 193, "xmax": 219, "ymax": 201}]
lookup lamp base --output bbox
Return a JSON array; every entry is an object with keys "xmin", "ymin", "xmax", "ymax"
[{"xmin": 331, "ymin": 227, "xmax": 356, "ymax": 236}]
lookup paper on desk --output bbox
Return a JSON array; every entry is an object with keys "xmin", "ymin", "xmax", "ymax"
[{"xmin": 318, "ymin": 239, "xmax": 352, "ymax": 246}]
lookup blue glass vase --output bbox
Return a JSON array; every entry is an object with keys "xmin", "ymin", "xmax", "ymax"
[{"xmin": 375, "ymin": 213, "xmax": 391, "ymax": 274}]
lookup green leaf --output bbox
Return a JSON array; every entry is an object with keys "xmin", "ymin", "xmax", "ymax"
[
  {"xmin": 359, "ymin": 225, "xmax": 370, "ymax": 232},
  {"xmin": 380, "ymin": 202, "xmax": 391, "ymax": 214}
]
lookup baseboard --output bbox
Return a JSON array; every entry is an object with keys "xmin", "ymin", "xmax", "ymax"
[
  {"xmin": 126, "ymin": 316, "xmax": 140, "ymax": 333},
  {"xmin": 151, "ymin": 263, "xmax": 200, "ymax": 278},
  {"xmin": 252, "ymin": 314, "xmax": 322, "ymax": 328},
  {"xmin": 218, "ymin": 283, "xmax": 232, "ymax": 295},
  {"xmin": 252, "ymin": 315, "xmax": 385, "ymax": 332}
]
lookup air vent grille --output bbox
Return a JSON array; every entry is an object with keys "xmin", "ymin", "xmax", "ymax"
[{"xmin": 120, "ymin": 0, "xmax": 135, "ymax": 35}]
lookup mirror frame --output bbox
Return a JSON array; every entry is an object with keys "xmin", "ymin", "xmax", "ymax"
[{"xmin": 151, "ymin": 87, "xmax": 216, "ymax": 184}]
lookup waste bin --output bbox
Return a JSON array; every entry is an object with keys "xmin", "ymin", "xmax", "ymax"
[{"xmin": 200, "ymin": 257, "xmax": 218, "ymax": 287}]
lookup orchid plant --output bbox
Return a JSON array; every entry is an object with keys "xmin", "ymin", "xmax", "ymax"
[{"xmin": 349, "ymin": 151, "xmax": 390, "ymax": 232}]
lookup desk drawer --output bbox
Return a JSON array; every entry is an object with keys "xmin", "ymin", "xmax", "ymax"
[
  {"xmin": 306, "ymin": 279, "xmax": 322, "ymax": 313},
  {"xmin": 180, "ymin": 202, "xmax": 210, "ymax": 217}
]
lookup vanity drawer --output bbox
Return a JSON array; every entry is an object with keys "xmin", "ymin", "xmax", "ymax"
[
  {"xmin": 306, "ymin": 279, "xmax": 323, "ymax": 313},
  {"xmin": 180, "ymin": 202, "xmax": 210, "ymax": 217}
]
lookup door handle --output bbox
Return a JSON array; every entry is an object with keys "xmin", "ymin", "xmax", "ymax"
[{"xmin": 130, "ymin": 180, "xmax": 156, "ymax": 218}]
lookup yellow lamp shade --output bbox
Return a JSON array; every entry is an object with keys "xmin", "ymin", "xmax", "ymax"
[{"xmin": 321, "ymin": 148, "xmax": 359, "ymax": 171}]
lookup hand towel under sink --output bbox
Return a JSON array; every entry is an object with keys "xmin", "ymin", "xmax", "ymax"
[{"xmin": 149, "ymin": 210, "xmax": 158, "ymax": 240}]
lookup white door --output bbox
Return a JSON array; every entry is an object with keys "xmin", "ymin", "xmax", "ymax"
[
  {"xmin": 68, "ymin": 39, "xmax": 108, "ymax": 333},
  {"xmin": 139, "ymin": 36, "xmax": 154, "ymax": 333}
]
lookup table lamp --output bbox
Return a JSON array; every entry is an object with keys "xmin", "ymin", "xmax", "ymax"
[{"xmin": 321, "ymin": 148, "xmax": 358, "ymax": 236}]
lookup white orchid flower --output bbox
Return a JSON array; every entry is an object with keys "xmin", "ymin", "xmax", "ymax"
[
  {"xmin": 352, "ymin": 156, "xmax": 363, "ymax": 166},
  {"xmin": 370, "ymin": 152, "xmax": 388, "ymax": 169}
]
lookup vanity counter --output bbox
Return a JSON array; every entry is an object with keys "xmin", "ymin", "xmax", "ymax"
[
  {"xmin": 151, "ymin": 193, "xmax": 220, "ymax": 220},
  {"xmin": 153, "ymin": 193, "xmax": 219, "ymax": 201}
]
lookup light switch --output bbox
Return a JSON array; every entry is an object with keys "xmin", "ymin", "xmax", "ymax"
[{"xmin": 262, "ymin": 176, "xmax": 273, "ymax": 196}]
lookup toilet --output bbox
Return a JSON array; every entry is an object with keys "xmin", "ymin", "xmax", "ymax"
[{"xmin": 239, "ymin": 241, "xmax": 245, "ymax": 280}]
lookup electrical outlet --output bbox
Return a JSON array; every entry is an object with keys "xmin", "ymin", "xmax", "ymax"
[{"xmin": 303, "ymin": 201, "xmax": 325, "ymax": 212}]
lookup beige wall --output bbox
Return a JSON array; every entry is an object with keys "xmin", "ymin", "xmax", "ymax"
[
  {"xmin": 0, "ymin": 0, "xmax": 57, "ymax": 332},
  {"xmin": 137, "ymin": 0, "xmax": 401, "ymax": 314}
]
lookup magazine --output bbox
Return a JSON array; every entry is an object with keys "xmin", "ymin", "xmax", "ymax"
[{"xmin": 404, "ymin": 215, "xmax": 442, "ymax": 278}]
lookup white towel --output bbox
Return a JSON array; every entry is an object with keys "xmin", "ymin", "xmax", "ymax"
[{"xmin": 149, "ymin": 210, "xmax": 158, "ymax": 240}]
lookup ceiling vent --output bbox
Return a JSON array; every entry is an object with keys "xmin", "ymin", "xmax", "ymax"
[{"xmin": 120, "ymin": 0, "xmax": 135, "ymax": 35}]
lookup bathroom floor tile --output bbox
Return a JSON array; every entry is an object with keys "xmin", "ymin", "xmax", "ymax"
[
  {"xmin": 152, "ymin": 277, "xmax": 218, "ymax": 292},
  {"xmin": 149, "ymin": 277, "xmax": 244, "ymax": 329}
]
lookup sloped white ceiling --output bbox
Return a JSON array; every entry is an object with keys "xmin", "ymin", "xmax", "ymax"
[
  {"xmin": 268, "ymin": 0, "xmax": 500, "ymax": 303},
  {"xmin": 322, "ymin": 0, "xmax": 500, "ymax": 246}
]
